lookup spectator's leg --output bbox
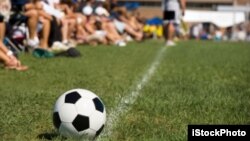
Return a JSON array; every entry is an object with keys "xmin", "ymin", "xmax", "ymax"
[
  {"xmin": 0, "ymin": 21, "xmax": 5, "ymax": 41},
  {"xmin": 0, "ymin": 22, "xmax": 10, "ymax": 64},
  {"xmin": 67, "ymin": 18, "xmax": 76, "ymax": 42},
  {"xmin": 124, "ymin": 24, "xmax": 143, "ymax": 41},
  {"xmin": 61, "ymin": 18, "xmax": 69, "ymax": 44},
  {"xmin": 0, "ymin": 50, "xmax": 10, "ymax": 64},
  {"xmin": 61, "ymin": 17, "xmax": 76, "ymax": 44},
  {"xmin": 24, "ymin": 9, "xmax": 39, "ymax": 40},
  {"xmin": 0, "ymin": 22, "xmax": 9, "ymax": 53},
  {"xmin": 0, "ymin": 23, "xmax": 9, "ymax": 63},
  {"xmin": 0, "ymin": 22, "xmax": 28, "ymax": 70},
  {"xmin": 103, "ymin": 22, "xmax": 124, "ymax": 41},
  {"xmin": 39, "ymin": 18, "xmax": 51, "ymax": 49}
]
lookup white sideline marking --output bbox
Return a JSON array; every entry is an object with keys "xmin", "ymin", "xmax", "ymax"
[{"xmin": 98, "ymin": 47, "xmax": 167, "ymax": 140}]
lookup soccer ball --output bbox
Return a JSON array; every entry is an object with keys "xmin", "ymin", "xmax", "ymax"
[{"xmin": 53, "ymin": 88, "xmax": 106, "ymax": 140}]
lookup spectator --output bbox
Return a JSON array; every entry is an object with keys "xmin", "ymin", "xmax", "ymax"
[
  {"xmin": 94, "ymin": 1, "xmax": 127, "ymax": 46},
  {"xmin": 107, "ymin": 0, "xmax": 143, "ymax": 41},
  {"xmin": 24, "ymin": 0, "xmax": 52, "ymax": 49},
  {"xmin": 0, "ymin": 0, "xmax": 28, "ymax": 71},
  {"xmin": 190, "ymin": 23, "xmax": 202, "ymax": 40},
  {"xmin": 235, "ymin": 24, "xmax": 247, "ymax": 41},
  {"xmin": 162, "ymin": 0, "xmax": 186, "ymax": 46}
]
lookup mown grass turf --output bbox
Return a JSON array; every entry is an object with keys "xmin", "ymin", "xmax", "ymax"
[{"xmin": 0, "ymin": 40, "xmax": 249, "ymax": 141}]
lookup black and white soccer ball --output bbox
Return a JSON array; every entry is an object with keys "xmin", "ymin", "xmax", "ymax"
[{"xmin": 53, "ymin": 88, "xmax": 106, "ymax": 140}]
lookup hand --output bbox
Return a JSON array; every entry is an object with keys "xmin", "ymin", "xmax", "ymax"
[
  {"xmin": 181, "ymin": 9, "xmax": 185, "ymax": 16},
  {"xmin": 8, "ymin": 55, "xmax": 20, "ymax": 66}
]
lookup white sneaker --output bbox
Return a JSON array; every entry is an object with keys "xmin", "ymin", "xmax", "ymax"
[
  {"xmin": 115, "ymin": 40, "xmax": 126, "ymax": 47},
  {"xmin": 165, "ymin": 40, "xmax": 176, "ymax": 47},
  {"xmin": 125, "ymin": 35, "xmax": 133, "ymax": 42},
  {"xmin": 51, "ymin": 41, "xmax": 70, "ymax": 51},
  {"xmin": 27, "ymin": 37, "xmax": 39, "ymax": 48}
]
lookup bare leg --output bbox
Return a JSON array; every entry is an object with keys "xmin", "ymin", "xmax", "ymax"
[
  {"xmin": 67, "ymin": 19, "xmax": 76, "ymax": 42},
  {"xmin": 164, "ymin": 23, "xmax": 175, "ymax": 46},
  {"xmin": 0, "ymin": 22, "xmax": 9, "ymax": 53},
  {"xmin": 104, "ymin": 22, "xmax": 124, "ymax": 41},
  {"xmin": 61, "ymin": 18, "xmax": 69, "ymax": 43},
  {"xmin": 167, "ymin": 23, "xmax": 175, "ymax": 41},
  {"xmin": 24, "ymin": 9, "xmax": 39, "ymax": 39},
  {"xmin": 124, "ymin": 24, "xmax": 143, "ymax": 41},
  {"xmin": 0, "ymin": 23, "xmax": 28, "ymax": 70},
  {"xmin": 39, "ymin": 18, "xmax": 50, "ymax": 49},
  {"xmin": 0, "ymin": 50, "xmax": 9, "ymax": 64},
  {"xmin": 0, "ymin": 22, "xmax": 5, "ymax": 41}
]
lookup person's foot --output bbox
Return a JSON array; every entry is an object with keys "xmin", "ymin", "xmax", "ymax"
[
  {"xmin": 165, "ymin": 40, "xmax": 176, "ymax": 47},
  {"xmin": 51, "ymin": 41, "xmax": 70, "ymax": 51},
  {"xmin": 5, "ymin": 60, "xmax": 28, "ymax": 71},
  {"xmin": 27, "ymin": 37, "xmax": 39, "ymax": 48},
  {"xmin": 115, "ymin": 40, "xmax": 126, "ymax": 47}
]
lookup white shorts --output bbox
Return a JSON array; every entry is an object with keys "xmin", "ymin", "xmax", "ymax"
[
  {"xmin": 162, "ymin": 1, "xmax": 181, "ymax": 24},
  {"xmin": 42, "ymin": 2, "xmax": 65, "ymax": 19}
]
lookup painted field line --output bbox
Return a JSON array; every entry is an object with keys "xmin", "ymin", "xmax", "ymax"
[{"xmin": 98, "ymin": 47, "xmax": 168, "ymax": 140}]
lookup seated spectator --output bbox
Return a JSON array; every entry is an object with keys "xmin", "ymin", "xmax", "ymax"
[
  {"xmin": 108, "ymin": 0, "xmax": 143, "ymax": 40},
  {"xmin": 94, "ymin": 5, "xmax": 126, "ymax": 46},
  {"xmin": 0, "ymin": 0, "xmax": 28, "ymax": 71},
  {"xmin": 82, "ymin": 6, "xmax": 108, "ymax": 46},
  {"xmin": 30, "ymin": 0, "xmax": 76, "ymax": 48},
  {"xmin": 24, "ymin": 0, "xmax": 52, "ymax": 49},
  {"xmin": 78, "ymin": 2, "xmax": 125, "ymax": 47}
]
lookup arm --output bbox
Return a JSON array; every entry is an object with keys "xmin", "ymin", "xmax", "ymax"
[{"xmin": 179, "ymin": 0, "xmax": 186, "ymax": 16}]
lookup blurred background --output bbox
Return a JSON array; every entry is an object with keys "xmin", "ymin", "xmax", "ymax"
[{"xmin": 121, "ymin": 0, "xmax": 250, "ymax": 42}]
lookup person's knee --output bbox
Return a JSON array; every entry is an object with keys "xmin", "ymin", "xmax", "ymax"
[
  {"xmin": 25, "ymin": 9, "xmax": 38, "ymax": 18},
  {"xmin": 24, "ymin": 3, "xmax": 36, "ymax": 11}
]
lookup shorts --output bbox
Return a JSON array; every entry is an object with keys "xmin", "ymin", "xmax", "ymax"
[
  {"xmin": 162, "ymin": 1, "xmax": 181, "ymax": 24},
  {"xmin": 42, "ymin": 2, "xmax": 65, "ymax": 19},
  {"xmin": 113, "ymin": 19, "xmax": 126, "ymax": 33},
  {"xmin": 0, "ymin": 14, "xmax": 4, "ymax": 22}
]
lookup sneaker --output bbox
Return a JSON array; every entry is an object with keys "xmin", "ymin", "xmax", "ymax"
[
  {"xmin": 165, "ymin": 40, "xmax": 176, "ymax": 47},
  {"xmin": 63, "ymin": 40, "xmax": 76, "ymax": 47},
  {"xmin": 51, "ymin": 41, "xmax": 70, "ymax": 51},
  {"xmin": 125, "ymin": 35, "xmax": 133, "ymax": 42},
  {"xmin": 27, "ymin": 37, "xmax": 39, "ymax": 48},
  {"xmin": 115, "ymin": 40, "xmax": 126, "ymax": 47}
]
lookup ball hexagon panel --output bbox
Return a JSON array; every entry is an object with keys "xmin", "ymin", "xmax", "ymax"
[
  {"xmin": 58, "ymin": 104, "xmax": 78, "ymax": 122},
  {"xmin": 77, "ymin": 89, "xmax": 97, "ymax": 99},
  {"xmin": 89, "ymin": 109, "xmax": 106, "ymax": 131},
  {"xmin": 59, "ymin": 122, "xmax": 79, "ymax": 138},
  {"xmin": 65, "ymin": 91, "xmax": 81, "ymax": 104},
  {"xmin": 53, "ymin": 112, "xmax": 61, "ymax": 129},
  {"xmin": 75, "ymin": 98, "xmax": 96, "ymax": 117},
  {"xmin": 96, "ymin": 125, "xmax": 105, "ymax": 137},
  {"xmin": 93, "ymin": 97, "xmax": 104, "ymax": 113},
  {"xmin": 72, "ymin": 114, "xmax": 90, "ymax": 132}
]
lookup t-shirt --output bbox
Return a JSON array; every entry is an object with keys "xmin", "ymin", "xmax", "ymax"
[{"xmin": 162, "ymin": 0, "xmax": 180, "ymax": 11}]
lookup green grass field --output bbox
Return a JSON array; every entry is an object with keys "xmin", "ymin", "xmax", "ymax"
[{"xmin": 0, "ymin": 40, "xmax": 250, "ymax": 141}]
